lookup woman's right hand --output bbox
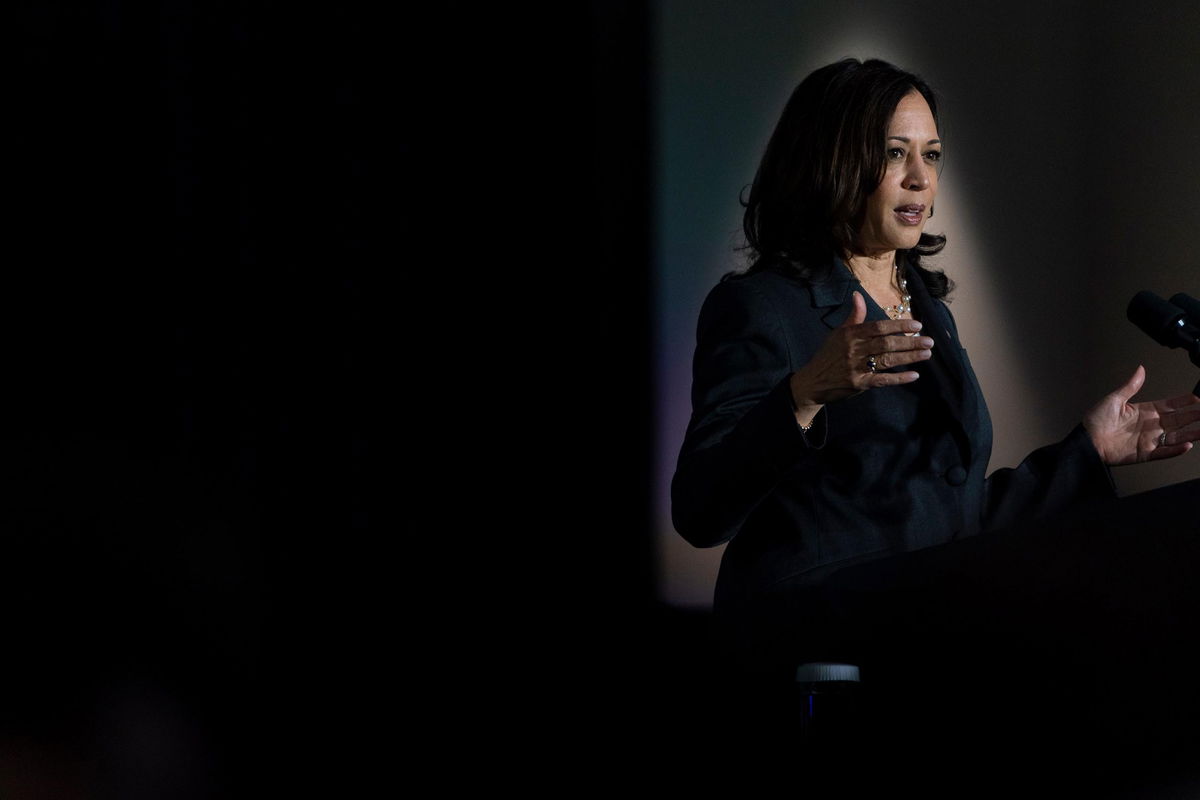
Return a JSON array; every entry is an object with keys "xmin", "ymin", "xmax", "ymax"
[{"xmin": 789, "ymin": 291, "xmax": 933, "ymax": 424}]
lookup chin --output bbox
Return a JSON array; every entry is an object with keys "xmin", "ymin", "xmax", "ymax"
[{"xmin": 897, "ymin": 230, "xmax": 925, "ymax": 251}]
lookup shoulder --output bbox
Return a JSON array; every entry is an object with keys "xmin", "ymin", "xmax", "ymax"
[
  {"xmin": 699, "ymin": 267, "xmax": 811, "ymax": 331},
  {"xmin": 694, "ymin": 268, "xmax": 828, "ymax": 371}
]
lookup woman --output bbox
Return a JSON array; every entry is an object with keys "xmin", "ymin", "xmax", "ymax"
[{"xmin": 671, "ymin": 59, "xmax": 1200, "ymax": 688}]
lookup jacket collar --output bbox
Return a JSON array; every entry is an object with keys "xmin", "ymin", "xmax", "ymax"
[
  {"xmin": 903, "ymin": 260, "xmax": 976, "ymax": 449},
  {"xmin": 808, "ymin": 254, "xmax": 973, "ymax": 429},
  {"xmin": 806, "ymin": 258, "xmax": 860, "ymax": 329},
  {"xmin": 799, "ymin": 253, "xmax": 979, "ymax": 464}
]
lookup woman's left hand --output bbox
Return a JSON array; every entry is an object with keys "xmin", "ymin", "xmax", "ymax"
[{"xmin": 1083, "ymin": 365, "xmax": 1200, "ymax": 466}]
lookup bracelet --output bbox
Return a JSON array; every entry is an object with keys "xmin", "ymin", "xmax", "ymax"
[{"xmin": 790, "ymin": 379, "xmax": 816, "ymax": 432}]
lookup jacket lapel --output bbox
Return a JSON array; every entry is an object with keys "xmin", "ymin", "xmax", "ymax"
[
  {"xmin": 903, "ymin": 262, "xmax": 978, "ymax": 454},
  {"xmin": 808, "ymin": 258, "xmax": 977, "ymax": 460},
  {"xmin": 810, "ymin": 261, "xmax": 859, "ymax": 329}
]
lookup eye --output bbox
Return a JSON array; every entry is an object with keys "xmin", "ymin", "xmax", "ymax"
[
  {"xmin": 886, "ymin": 147, "xmax": 906, "ymax": 161},
  {"xmin": 923, "ymin": 150, "xmax": 942, "ymax": 164}
]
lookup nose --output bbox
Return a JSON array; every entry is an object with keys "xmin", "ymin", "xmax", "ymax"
[{"xmin": 904, "ymin": 154, "xmax": 931, "ymax": 191}]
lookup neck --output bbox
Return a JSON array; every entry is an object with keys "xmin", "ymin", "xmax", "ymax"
[
  {"xmin": 846, "ymin": 250, "xmax": 896, "ymax": 275},
  {"xmin": 845, "ymin": 250, "xmax": 897, "ymax": 289}
]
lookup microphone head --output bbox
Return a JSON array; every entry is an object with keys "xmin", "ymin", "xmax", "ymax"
[
  {"xmin": 1128, "ymin": 291, "xmax": 1189, "ymax": 349},
  {"xmin": 1169, "ymin": 292, "xmax": 1200, "ymax": 323}
]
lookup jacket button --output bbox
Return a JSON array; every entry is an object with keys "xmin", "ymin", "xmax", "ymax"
[{"xmin": 945, "ymin": 466, "xmax": 967, "ymax": 486}]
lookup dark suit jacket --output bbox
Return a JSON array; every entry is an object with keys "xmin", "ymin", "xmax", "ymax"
[{"xmin": 671, "ymin": 258, "xmax": 1116, "ymax": 614}]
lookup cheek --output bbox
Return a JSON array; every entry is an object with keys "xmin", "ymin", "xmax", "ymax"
[{"xmin": 866, "ymin": 191, "xmax": 890, "ymax": 222}]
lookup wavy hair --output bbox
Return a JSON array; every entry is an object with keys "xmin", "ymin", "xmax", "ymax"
[{"xmin": 736, "ymin": 58, "xmax": 951, "ymax": 298}]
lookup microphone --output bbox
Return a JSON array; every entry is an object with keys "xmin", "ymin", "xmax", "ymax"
[
  {"xmin": 1128, "ymin": 290, "xmax": 1200, "ymax": 371},
  {"xmin": 1169, "ymin": 292, "xmax": 1200, "ymax": 324},
  {"xmin": 1127, "ymin": 291, "xmax": 1200, "ymax": 350}
]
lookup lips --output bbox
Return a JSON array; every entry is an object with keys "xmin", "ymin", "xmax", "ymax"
[{"xmin": 894, "ymin": 204, "xmax": 926, "ymax": 225}]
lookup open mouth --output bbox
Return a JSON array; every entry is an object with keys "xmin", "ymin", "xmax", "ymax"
[{"xmin": 894, "ymin": 205, "xmax": 925, "ymax": 225}]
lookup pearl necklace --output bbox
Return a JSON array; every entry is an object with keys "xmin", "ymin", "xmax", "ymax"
[
  {"xmin": 848, "ymin": 259, "xmax": 915, "ymax": 334},
  {"xmin": 882, "ymin": 263, "xmax": 912, "ymax": 320}
]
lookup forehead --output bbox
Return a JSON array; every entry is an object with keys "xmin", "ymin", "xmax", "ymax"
[{"xmin": 888, "ymin": 91, "xmax": 937, "ymax": 135}]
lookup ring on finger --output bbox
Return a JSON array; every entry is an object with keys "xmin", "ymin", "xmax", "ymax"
[
  {"xmin": 1159, "ymin": 432, "xmax": 1168, "ymax": 447},
  {"xmin": 867, "ymin": 355, "xmax": 878, "ymax": 374}
]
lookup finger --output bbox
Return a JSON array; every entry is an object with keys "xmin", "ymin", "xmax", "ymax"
[
  {"xmin": 1146, "ymin": 441, "xmax": 1193, "ymax": 462},
  {"xmin": 1161, "ymin": 406, "xmax": 1200, "ymax": 430},
  {"xmin": 870, "ymin": 335, "xmax": 936, "ymax": 354},
  {"xmin": 840, "ymin": 291, "xmax": 868, "ymax": 328},
  {"xmin": 1157, "ymin": 393, "xmax": 1200, "ymax": 411},
  {"xmin": 871, "ymin": 349, "xmax": 933, "ymax": 370},
  {"xmin": 865, "ymin": 371, "xmax": 920, "ymax": 388},
  {"xmin": 1109, "ymin": 365, "xmax": 1146, "ymax": 404},
  {"xmin": 1163, "ymin": 425, "xmax": 1200, "ymax": 446},
  {"xmin": 856, "ymin": 318, "xmax": 924, "ymax": 338}
]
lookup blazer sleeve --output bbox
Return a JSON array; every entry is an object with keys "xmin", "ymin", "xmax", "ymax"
[
  {"xmin": 671, "ymin": 278, "xmax": 827, "ymax": 548},
  {"xmin": 933, "ymin": 276, "xmax": 1118, "ymax": 534},
  {"xmin": 981, "ymin": 423, "xmax": 1117, "ymax": 534}
]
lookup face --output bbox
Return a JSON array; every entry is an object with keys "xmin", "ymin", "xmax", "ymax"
[{"xmin": 856, "ymin": 90, "xmax": 941, "ymax": 256}]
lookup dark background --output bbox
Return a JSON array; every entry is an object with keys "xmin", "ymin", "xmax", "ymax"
[
  {"xmin": 10, "ymin": 3, "xmax": 365, "ymax": 796},
  {"xmin": 418, "ymin": 0, "xmax": 676, "ymax": 765}
]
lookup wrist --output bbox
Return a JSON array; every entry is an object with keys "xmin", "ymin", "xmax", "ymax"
[
  {"xmin": 795, "ymin": 406, "xmax": 822, "ymax": 430},
  {"xmin": 789, "ymin": 372, "xmax": 823, "ymax": 429},
  {"xmin": 1080, "ymin": 416, "xmax": 1112, "ymax": 465}
]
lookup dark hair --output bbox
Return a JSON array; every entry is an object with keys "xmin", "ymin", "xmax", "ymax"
[{"xmin": 736, "ymin": 58, "xmax": 951, "ymax": 299}]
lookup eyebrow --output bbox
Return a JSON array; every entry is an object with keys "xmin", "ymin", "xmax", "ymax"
[{"xmin": 888, "ymin": 136, "xmax": 942, "ymax": 145}]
